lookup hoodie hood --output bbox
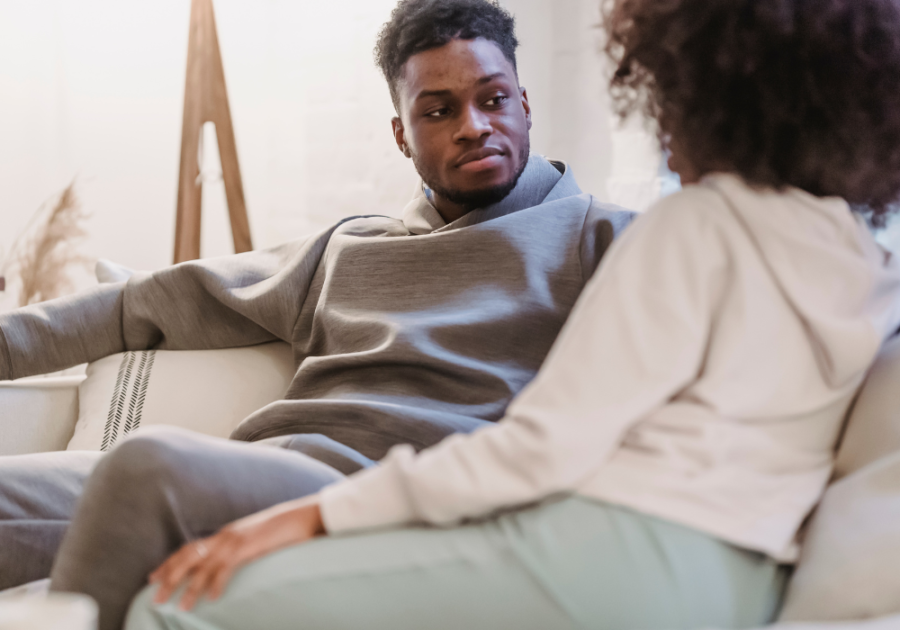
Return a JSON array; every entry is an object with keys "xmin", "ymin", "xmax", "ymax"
[
  {"xmin": 702, "ymin": 173, "xmax": 900, "ymax": 389},
  {"xmin": 401, "ymin": 155, "xmax": 577, "ymax": 236}
]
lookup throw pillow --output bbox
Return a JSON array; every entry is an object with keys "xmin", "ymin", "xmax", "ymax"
[
  {"xmin": 834, "ymin": 333, "xmax": 900, "ymax": 480},
  {"xmin": 778, "ymin": 452, "xmax": 900, "ymax": 622},
  {"xmin": 66, "ymin": 342, "xmax": 295, "ymax": 451},
  {"xmin": 94, "ymin": 258, "xmax": 135, "ymax": 284}
]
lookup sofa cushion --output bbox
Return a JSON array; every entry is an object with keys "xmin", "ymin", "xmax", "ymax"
[
  {"xmin": 0, "ymin": 377, "xmax": 83, "ymax": 456},
  {"xmin": 834, "ymin": 334, "xmax": 900, "ymax": 480},
  {"xmin": 66, "ymin": 342, "xmax": 295, "ymax": 451},
  {"xmin": 778, "ymin": 452, "xmax": 900, "ymax": 622}
]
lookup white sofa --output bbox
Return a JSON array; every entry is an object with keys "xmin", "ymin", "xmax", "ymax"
[
  {"xmin": 2, "ymin": 342, "xmax": 900, "ymax": 630},
  {"xmin": 0, "ymin": 376, "xmax": 84, "ymax": 457}
]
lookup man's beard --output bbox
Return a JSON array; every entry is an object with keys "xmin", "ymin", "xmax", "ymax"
[{"xmin": 414, "ymin": 140, "xmax": 531, "ymax": 211}]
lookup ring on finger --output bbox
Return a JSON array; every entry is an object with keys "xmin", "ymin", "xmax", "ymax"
[{"xmin": 193, "ymin": 541, "xmax": 209, "ymax": 559}]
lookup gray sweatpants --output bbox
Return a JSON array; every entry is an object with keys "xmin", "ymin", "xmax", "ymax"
[
  {"xmin": 0, "ymin": 449, "xmax": 102, "ymax": 590},
  {"xmin": 1, "ymin": 428, "xmax": 352, "ymax": 630}
]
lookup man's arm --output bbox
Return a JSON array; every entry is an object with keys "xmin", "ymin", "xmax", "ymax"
[
  {"xmin": 579, "ymin": 199, "xmax": 637, "ymax": 282},
  {"xmin": 0, "ymin": 222, "xmax": 342, "ymax": 381}
]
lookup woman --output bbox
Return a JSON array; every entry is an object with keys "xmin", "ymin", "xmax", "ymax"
[{"xmin": 126, "ymin": 0, "xmax": 900, "ymax": 627}]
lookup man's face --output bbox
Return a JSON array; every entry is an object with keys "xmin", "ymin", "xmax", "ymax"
[{"xmin": 392, "ymin": 38, "xmax": 532, "ymax": 218}]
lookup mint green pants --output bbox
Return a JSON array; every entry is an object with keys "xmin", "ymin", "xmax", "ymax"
[{"xmin": 124, "ymin": 497, "xmax": 787, "ymax": 630}]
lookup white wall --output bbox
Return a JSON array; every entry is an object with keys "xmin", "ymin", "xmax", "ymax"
[
  {"xmin": 0, "ymin": 0, "xmax": 418, "ymax": 277},
  {"xmin": 506, "ymin": 0, "xmax": 673, "ymax": 213},
  {"xmin": 503, "ymin": 0, "xmax": 614, "ymax": 201},
  {"xmin": 0, "ymin": 0, "xmax": 663, "ymax": 295}
]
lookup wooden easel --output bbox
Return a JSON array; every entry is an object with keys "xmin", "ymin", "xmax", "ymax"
[{"xmin": 173, "ymin": 0, "xmax": 252, "ymax": 264}]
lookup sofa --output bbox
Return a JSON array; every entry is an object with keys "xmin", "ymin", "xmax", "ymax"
[{"xmin": 2, "ymin": 336, "xmax": 900, "ymax": 630}]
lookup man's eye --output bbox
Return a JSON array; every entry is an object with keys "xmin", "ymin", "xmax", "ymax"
[
  {"xmin": 486, "ymin": 96, "xmax": 508, "ymax": 107},
  {"xmin": 427, "ymin": 108, "xmax": 450, "ymax": 118}
]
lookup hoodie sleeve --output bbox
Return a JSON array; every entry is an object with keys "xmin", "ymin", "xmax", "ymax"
[
  {"xmin": 579, "ymin": 198, "xmax": 637, "ymax": 282},
  {"xmin": 319, "ymin": 193, "xmax": 730, "ymax": 533},
  {"xmin": 0, "ymin": 223, "xmax": 341, "ymax": 381}
]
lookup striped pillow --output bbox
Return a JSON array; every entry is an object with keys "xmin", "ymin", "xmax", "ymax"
[{"xmin": 66, "ymin": 343, "xmax": 295, "ymax": 451}]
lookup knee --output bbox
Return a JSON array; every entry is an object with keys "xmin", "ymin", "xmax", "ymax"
[{"xmin": 95, "ymin": 427, "xmax": 194, "ymax": 489}]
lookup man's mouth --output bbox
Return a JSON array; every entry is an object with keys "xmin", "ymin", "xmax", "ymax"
[{"xmin": 456, "ymin": 147, "xmax": 505, "ymax": 173}]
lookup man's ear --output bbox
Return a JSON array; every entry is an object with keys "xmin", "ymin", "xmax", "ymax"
[
  {"xmin": 392, "ymin": 117, "xmax": 412, "ymax": 158},
  {"xmin": 520, "ymin": 87, "xmax": 533, "ymax": 131}
]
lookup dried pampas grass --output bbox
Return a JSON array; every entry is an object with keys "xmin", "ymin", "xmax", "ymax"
[{"xmin": 1, "ymin": 181, "xmax": 91, "ymax": 307}]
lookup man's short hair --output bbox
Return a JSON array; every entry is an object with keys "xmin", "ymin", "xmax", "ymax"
[{"xmin": 376, "ymin": 0, "xmax": 519, "ymax": 112}]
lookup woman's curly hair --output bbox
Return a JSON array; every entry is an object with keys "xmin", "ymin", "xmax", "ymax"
[{"xmin": 604, "ymin": 0, "xmax": 900, "ymax": 225}]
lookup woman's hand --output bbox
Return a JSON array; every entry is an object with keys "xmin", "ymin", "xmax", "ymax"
[{"xmin": 149, "ymin": 496, "xmax": 325, "ymax": 611}]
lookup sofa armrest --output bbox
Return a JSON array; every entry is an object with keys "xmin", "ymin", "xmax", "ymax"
[{"xmin": 0, "ymin": 377, "xmax": 83, "ymax": 456}]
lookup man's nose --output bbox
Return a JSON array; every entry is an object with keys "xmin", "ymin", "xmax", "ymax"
[{"xmin": 454, "ymin": 104, "xmax": 493, "ymax": 142}]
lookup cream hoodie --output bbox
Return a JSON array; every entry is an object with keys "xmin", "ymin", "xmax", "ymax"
[{"xmin": 320, "ymin": 174, "xmax": 900, "ymax": 561}]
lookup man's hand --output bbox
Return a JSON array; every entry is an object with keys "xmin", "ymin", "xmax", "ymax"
[{"xmin": 149, "ymin": 496, "xmax": 325, "ymax": 610}]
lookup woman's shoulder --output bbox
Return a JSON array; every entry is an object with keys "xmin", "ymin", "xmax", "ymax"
[
  {"xmin": 635, "ymin": 172, "xmax": 843, "ymax": 242},
  {"xmin": 631, "ymin": 179, "xmax": 739, "ymax": 243}
]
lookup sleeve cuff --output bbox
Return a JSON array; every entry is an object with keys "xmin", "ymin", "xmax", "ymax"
[{"xmin": 319, "ymin": 445, "xmax": 420, "ymax": 534}]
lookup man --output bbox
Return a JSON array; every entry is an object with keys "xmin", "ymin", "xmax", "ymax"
[{"xmin": 0, "ymin": 1, "xmax": 632, "ymax": 627}]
